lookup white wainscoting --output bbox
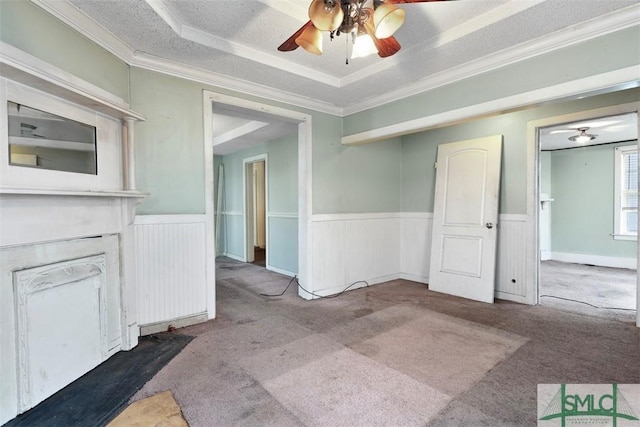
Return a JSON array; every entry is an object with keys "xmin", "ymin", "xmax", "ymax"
[
  {"xmin": 400, "ymin": 213, "xmax": 433, "ymax": 284},
  {"xmin": 495, "ymin": 214, "xmax": 529, "ymax": 303},
  {"xmin": 308, "ymin": 213, "xmax": 402, "ymax": 297},
  {"xmin": 134, "ymin": 215, "xmax": 210, "ymax": 333},
  {"xmin": 307, "ymin": 212, "xmax": 530, "ymax": 304}
]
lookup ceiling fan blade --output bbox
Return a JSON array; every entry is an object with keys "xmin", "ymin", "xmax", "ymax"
[
  {"xmin": 376, "ymin": 36, "xmax": 401, "ymax": 58},
  {"xmin": 278, "ymin": 21, "xmax": 313, "ymax": 52},
  {"xmin": 364, "ymin": 20, "xmax": 401, "ymax": 57}
]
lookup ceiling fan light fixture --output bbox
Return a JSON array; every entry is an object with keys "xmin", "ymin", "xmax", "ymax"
[
  {"xmin": 309, "ymin": 0, "xmax": 344, "ymax": 31},
  {"xmin": 373, "ymin": 4, "xmax": 405, "ymax": 39},
  {"xmin": 295, "ymin": 25, "xmax": 324, "ymax": 55},
  {"xmin": 568, "ymin": 127, "xmax": 597, "ymax": 144},
  {"xmin": 351, "ymin": 32, "xmax": 377, "ymax": 58}
]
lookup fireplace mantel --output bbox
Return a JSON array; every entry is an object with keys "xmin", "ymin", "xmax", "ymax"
[{"xmin": 0, "ymin": 187, "xmax": 149, "ymax": 198}]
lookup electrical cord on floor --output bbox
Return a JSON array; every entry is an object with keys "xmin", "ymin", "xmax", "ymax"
[
  {"xmin": 260, "ymin": 275, "xmax": 369, "ymax": 299},
  {"xmin": 259, "ymin": 275, "xmax": 297, "ymax": 297},
  {"xmin": 539, "ymin": 294, "xmax": 636, "ymax": 311},
  {"xmin": 296, "ymin": 277, "xmax": 369, "ymax": 299}
]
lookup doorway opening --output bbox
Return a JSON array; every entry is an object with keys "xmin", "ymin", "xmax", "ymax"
[
  {"xmin": 244, "ymin": 156, "xmax": 267, "ymax": 267},
  {"xmin": 203, "ymin": 90, "xmax": 314, "ymax": 311},
  {"xmin": 535, "ymin": 109, "xmax": 638, "ymax": 317}
]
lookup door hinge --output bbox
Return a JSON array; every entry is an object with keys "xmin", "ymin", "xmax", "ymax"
[{"xmin": 434, "ymin": 162, "xmax": 438, "ymax": 169}]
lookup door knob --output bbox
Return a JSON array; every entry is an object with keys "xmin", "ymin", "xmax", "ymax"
[{"xmin": 486, "ymin": 222, "xmax": 494, "ymax": 229}]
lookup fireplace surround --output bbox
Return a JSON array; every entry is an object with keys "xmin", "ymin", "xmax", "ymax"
[{"xmin": 0, "ymin": 43, "xmax": 146, "ymax": 424}]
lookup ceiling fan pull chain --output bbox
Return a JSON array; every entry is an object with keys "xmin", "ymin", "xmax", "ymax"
[{"xmin": 346, "ymin": 35, "xmax": 349, "ymax": 64}]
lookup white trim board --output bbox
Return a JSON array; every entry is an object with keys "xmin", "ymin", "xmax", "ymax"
[
  {"xmin": 343, "ymin": 66, "xmax": 640, "ymax": 145},
  {"xmin": 139, "ymin": 313, "xmax": 208, "ymax": 336},
  {"xmin": 549, "ymin": 253, "xmax": 637, "ymax": 270},
  {"xmin": 267, "ymin": 265, "xmax": 296, "ymax": 278},
  {"xmin": 223, "ymin": 252, "xmax": 245, "ymax": 263}
]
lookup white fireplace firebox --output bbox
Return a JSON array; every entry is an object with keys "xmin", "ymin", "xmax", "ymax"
[{"xmin": 0, "ymin": 43, "xmax": 146, "ymax": 424}]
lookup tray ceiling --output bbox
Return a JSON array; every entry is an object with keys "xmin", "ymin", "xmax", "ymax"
[{"xmin": 35, "ymin": 0, "xmax": 639, "ymax": 115}]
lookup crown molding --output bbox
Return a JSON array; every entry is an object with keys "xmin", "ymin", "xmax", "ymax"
[
  {"xmin": 30, "ymin": 0, "xmax": 342, "ymax": 115},
  {"xmin": 29, "ymin": 0, "xmax": 640, "ymax": 118},
  {"xmin": 131, "ymin": 52, "xmax": 343, "ymax": 116},
  {"xmin": 342, "ymin": 3, "xmax": 640, "ymax": 115}
]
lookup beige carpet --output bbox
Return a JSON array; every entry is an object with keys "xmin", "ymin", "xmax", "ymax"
[
  {"xmin": 132, "ymin": 291, "xmax": 526, "ymax": 426},
  {"xmin": 127, "ymin": 257, "xmax": 638, "ymax": 426},
  {"xmin": 236, "ymin": 308, "xmax": 526, "ymax": 426}
]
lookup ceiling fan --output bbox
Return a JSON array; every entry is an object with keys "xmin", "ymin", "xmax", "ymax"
[{"xmin": 278, "ymin": 0, "xmax": 450, "ymax": 63}]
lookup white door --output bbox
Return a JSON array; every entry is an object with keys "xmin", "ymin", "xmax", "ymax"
[{"xmin": 428, "ymin": 135, "xmax": 502, "ymax": 303}]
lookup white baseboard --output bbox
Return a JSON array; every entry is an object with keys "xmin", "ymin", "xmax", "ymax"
[
  {"xmin": 550, "ymin": 252, "xmax": 637, "ymax": 270},
  {"xmin": 495, "ymin": 290, "xmax": 528, "ymax": 304},
  {"xmin": 267, "ymin": 265, "xmax": 296, "ymax": 277},
  {"xmin": 139, "ymin": 313, "xmax": 208, "ymax": 336},
  {"xmin": 398, "ymin": 273, "xmax": 429, "ymax": 284},
  {"xmin": 224, "ymin": 252, "xmax": 246, "ymax": 262}
]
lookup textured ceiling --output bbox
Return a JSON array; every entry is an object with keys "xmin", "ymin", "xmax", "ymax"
[
  {"xmin": 64, "ymin": 0, "xmax": 638, "ymax": 113},
  {"xmin": 36, "ymin": 0, "xmax": 638, "ymax": 153}
]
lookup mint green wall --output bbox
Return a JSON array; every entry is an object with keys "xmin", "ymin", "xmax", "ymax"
[
  {"xmin": 344, "ymin": 26, "xmax": 640, "ymax": 136},
  {"xmin": 314, "ymin": 133, "xmax": 403, "ymax": 214},
  {"xmin": 311, "ymin": 115, "xmax": 404, "ymax": 214},
  {"xmin": 129, "ymin": 65, "xmax": 397, "ymax": 216},
  {"xmin": 218, "ymin": 133, "xmax": 299, "ymax": 273},
  {"xmin": 269, "ymin": 134, "xmax": 299, "ymax": 214},
  {"xmin": 549, "ymin": 142, "xmax": 637, "ymax": 258},
  {"xmin": 130, "ymin": 69, "xmax": 207, "ymax": 214},
  {"xmin": 400, "ymin": 88, "xmax": 640, "ymax": 214},
  {"xmin": 0, "ymin": 0, "xmax": 130, "ymax": 102}
]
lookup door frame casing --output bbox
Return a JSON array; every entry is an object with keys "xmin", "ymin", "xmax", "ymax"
[
  {"xmin": 203, "ymin": 91, "xmax": 313, "ymax": 300},
  {"xmin": 243, "ymin": 154, "xmax": 268, "ymax": 264},
  {"xmin": 526, "ymin": 101, "xmax": 640, "ymax": 325}
]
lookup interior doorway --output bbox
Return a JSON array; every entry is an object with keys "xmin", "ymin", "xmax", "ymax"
[
  {"xmin": 536, "ymin": 109, "xmax": 638, "ymax": 315},
  {"xmin": 244, "ymin": 157, "xmax": 267, "ymax": 266}
]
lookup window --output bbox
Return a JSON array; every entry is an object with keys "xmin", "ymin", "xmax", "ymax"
[{"xmin": 614, "ymin": 145, "xmax": 638, "ymax": 240}]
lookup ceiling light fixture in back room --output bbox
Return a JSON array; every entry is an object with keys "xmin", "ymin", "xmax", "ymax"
[
  {"xmin": 568, "ymin": 127, "xmax": 598, "ymax": 144},
  {"xmin": 278, "ymin": 0, "xmax": 452, "ymax": 63}
]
